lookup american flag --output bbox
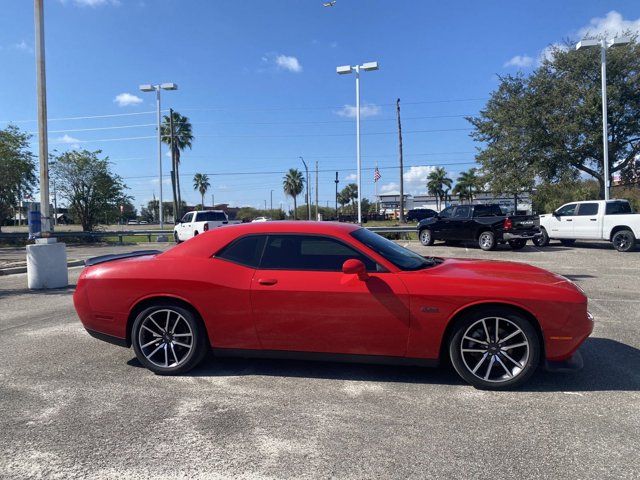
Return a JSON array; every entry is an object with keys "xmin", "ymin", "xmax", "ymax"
[{"xmin": 373, "ymin": 167, "xmax": 381, "ymax": 182}]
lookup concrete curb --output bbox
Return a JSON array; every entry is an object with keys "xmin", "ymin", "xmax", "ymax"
[{"xmin": 0, "ymin": 259, "xmax": 85, "ymax": 276}]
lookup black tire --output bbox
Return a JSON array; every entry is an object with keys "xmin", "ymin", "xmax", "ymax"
[
  {"xmin": 193, "ymin": 231, "xmax": 199, "ymax": 237},
  {"xmin": 419, "ymin": 228, "xmax": 434, "ymax": 246},
  {"xmin": 560, "ymin": 239, "xmax": 575, "ymax": 247},
  {"xmin": 478, "ymin": 231, "xmax": 496, "ymax": 251},
  {"xmin": 174, "ymin": 232, "xmax": 182, "ymax": 244},
  {"xmin": 612, "ymin": 229, "xmax": 636, "ymax": 252},
  {"xmin": 132, "ymin": 302, "xmax": 208, "ymax": 375},
  {"xmin": 508, "ymin": 239, "xmax": 527, "ymax": 250},
  {"xmin": 449, "ymin": 306, "xmax": 541, "ymax": 390},
  {"xmin": 532, "ymin": 228, "xmax": 549, "ymax": 247}
]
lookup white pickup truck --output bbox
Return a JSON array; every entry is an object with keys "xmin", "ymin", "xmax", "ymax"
[
  {"xmin": 535, "ymin": 199, "xmax": 639, "ymax": 252},
  {"xmin": 173, "ymin": 210, "xmax": 240, "ymax": 243}
]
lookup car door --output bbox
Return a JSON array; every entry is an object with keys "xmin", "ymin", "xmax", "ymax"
[
  {"xmin": 432, "ymin": 206, "xmax": 454, "ymax": 240},
  {"xmin": 179, "ymin": 212, "xmax": 194, "ymax": 239},
  {"xmin": 548, "ymin": 203, "xmax": 577, "ymax": 238},
  {"xmin": 250, "ymin": 234, "xmax": 411, "ymax": 357},
  {"xmin": 573, "ymin": 202, "xmax": 600, "ymax": 239},
  {"xmin": 450, "ymin": 205, "xmax": 472, "ymax": 240}
]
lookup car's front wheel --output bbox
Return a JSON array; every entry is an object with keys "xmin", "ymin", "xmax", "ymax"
[
  {"xmin": 449, "ymin": 307, "xmax": 540, "ymax": 390},
  {"xmin": 174, "ymin": 232, "xmax": 182, "ymax": 244},
  {"xmin": 419, "ymin": 228, "xmax": 434, "ymax": 246},
  {"xmin": 132, "ymin": 303, "xmax": 208, "ymax": 375}
]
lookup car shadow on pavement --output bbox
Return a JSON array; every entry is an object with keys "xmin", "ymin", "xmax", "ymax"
[
  {"xmin": 0, "ymin": 284, "xmax": 76, "ymax": 298},
  {"xmin": 127, "ymin": 337, "xmax": 639, "ymax": 392}
]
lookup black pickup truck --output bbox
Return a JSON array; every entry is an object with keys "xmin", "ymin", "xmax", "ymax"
[{"xmin": 417, "ymin": 204, "xmax": 541, "ymax": 251}]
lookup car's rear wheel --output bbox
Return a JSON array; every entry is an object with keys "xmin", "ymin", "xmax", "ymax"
[
  {"xmin": 478, "ymin": 231, "xmax": 496, "ymax": 251},
  {"xmin": 132, "ymin": 303, "xmax": 208, "ymax": 375},
  {"xmin": 508, "ymin": 239, "xmax": 527, "ymax": 250},
  {"xmin": 612, "ymin": 229, "xmax": 636, "ymax": 252},
  {"xmin": 419, "ymin": 228, "xmax": 434, "ymax": 246},
  {"xmin": 532, "ymin": 228, "xmax": 549, "ymax": 247},
  {"xmin": 449, "ymin": 307, "xmax": 540, "ymax": 390}
]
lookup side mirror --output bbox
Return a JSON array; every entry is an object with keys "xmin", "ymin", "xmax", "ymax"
[
  {"xmin": 342, "ymin": 259, "xmax": 369, "ymax": 281},
  {"xmin": 553, "ymin": 211, "xmax": 560, "ymax": 217}
]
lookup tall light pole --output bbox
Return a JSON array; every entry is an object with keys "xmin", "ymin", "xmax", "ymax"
[
  {"xmin": 337, "ymin": 61, "xmax": 379, "ymax": 223},
  {"xmin": 270, "ymin": 189, "xmax": 273, "ymax": 211},
  {"xmin": 299, "ymin": 156, "xmax": 311, "ymax": 220},
  {"xmin": 139, "ymin": 83, "xmax": 178, "ymax": 229},
  {"xmin": 34, "ymin": 0, "xmax": 51, "ymax": 233},
  {"xmin": 334, "ymin": 171, "xmax": 339, "ymax": 218},
  {"xmin": 576, "ymin": 37, "xmax": 630, "ymax": 200}
]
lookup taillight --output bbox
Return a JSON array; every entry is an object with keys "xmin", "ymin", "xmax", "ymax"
[
  {"xmin": 503, "ymin": 218, "xmax": 513, "ymax": 231},
  {"xmin": 204, "ymin": 223, "xmax": 209, "ymax": 231}
]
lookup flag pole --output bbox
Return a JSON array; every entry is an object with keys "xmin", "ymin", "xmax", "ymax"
[{"xmin": 374, "ymin": 161, "xmax": 378, "ymax": 215}]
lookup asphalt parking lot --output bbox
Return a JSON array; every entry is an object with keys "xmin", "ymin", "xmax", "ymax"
[{"xmin": 1, "ymin": 239, "xmax": 639, "ymax": 479}]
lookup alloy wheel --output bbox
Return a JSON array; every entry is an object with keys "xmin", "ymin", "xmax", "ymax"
[
  {"xmin": 479, "ymin": 233, "xmax": 493, "ymax": 249},
  {"xmin": 459, "ymin": 316, "xmax": 530, "ymax": 384},
  {"xmin": 137, "ymin": 309, "xmax": 194, "ymax": 368},
  {"xmin": 613, "ymin": 231, "xmax": 633, "ymax": 251}
]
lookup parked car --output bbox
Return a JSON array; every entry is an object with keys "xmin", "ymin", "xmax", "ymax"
[
  {"xmin": 74, "ymin": 221, "xmax": 592, "ymax": 390},
  {"xmin": 173, "ymin": 210, "xmax": 241, "ymax": 243},
  {"xmin": 252, "ymin": 216, "xmax": 271, "ymax": 222},
  {"xmin": 127, "ymin": 220, "xmax": 139, "ymax": 225},
  {"xmin": 535, "ymin": 199, "xmax": 640, "ymax": 252},
  {"xmin": 417, "ymin": 204, "xmax": 541, "ymax": 251},
  {"xmin": 139, "ymin": 220, "xmax": 148, "ymax": 225},
  {"xmin": 406, "ymin": 208, "xmax": 438, "ymax": 222}
]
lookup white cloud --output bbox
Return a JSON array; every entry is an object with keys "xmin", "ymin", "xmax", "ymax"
[
  {"xmin": 114, "ymin": 92, "xmax": 143, "ymax": 107},
  {"xmin": 61, "ymin": 0, "xmax": 121, "ymax": 7},
  {"xmin": 275, "ymin": 54, "xmax": 303, "ymax": 73},
  {"xmin": 57, "ymin": 134, "xmax": 80, "ymax": 144},
  {"xmin": 504, "ymin": 55, "xmax": 533, "ymax": 68},
  {"xmin": 14, "ymin": 40, "xmax": 33, "ymax": 53},
  {"xmin": 537, "ymin": 43, "xmax": 568, "ymax": 65},
  {"xmin": 335, "ymin": 103, "xmax": 381, "ymax": 119},
  {"xmin": 577, "ymin": 10, "xmax": 640, "ymax": 38},
  {"xmin": 344, "ymin": 173, "xmax": 357, "ymax": 181},
  {"xmin": 377, "ymin": 166, "xmax": 437, "ymax": 196}
]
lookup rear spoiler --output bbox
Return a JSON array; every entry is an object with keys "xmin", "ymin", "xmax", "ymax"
[{"xmin": 85, "ymin": 250, "xmax": 162, "ymax": 267}]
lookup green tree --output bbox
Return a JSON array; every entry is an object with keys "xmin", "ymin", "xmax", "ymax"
[
  {"xmin": 427, "ymin": 167, "xmax": 452, "ymax": 210},
  {"xmin": 0, "ymin": 125, "xmax": 37, "ymax": 228},
  {"xmin": 469, "ymin": 36, "xmax": 640, "ymax": 199},
  {"xmin": 161, "ymin": 111, "xmax": 193, "ymax": 217},
  {"xmin": 192, "ymin": 173, "xmax": 210, "ymax": 209},
  {"xmin": 283, "ymin": 168, "xmax": 305, "ymax": 220},
  {"xmin": 52, "ymin": 150, "xmax": 128, "ymax": 231},
  {"xmin": 453, "ymin": 168, "xmax": 481, "ymax": 204}
]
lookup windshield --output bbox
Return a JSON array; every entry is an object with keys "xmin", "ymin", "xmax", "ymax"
[{"xmin": 351, "ymin": 228, "xmax": 437, "ymax": 271}]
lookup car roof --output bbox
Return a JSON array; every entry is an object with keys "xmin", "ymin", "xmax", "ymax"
[{"xmin": 163, "ymin": 221, "xmax": 363, "ymax": 258}]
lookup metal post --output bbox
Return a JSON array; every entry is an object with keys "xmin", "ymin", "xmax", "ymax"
[
  {"xmin": 156, "ymin": 87, "xmax": 164, "ymax": 228},
  {"xmin": 600, "ymin": 40, "xmax": 610, "ymax": 201},
  {"xmin": 270, "ymin": 190, "xmax": 273, "ymax": 211},
  {"xmin": 355, "ymin": 65, "xmax": 362, "ymax": 224},
  {"xmin": 34, "ymin": 0, "xmax": 51, "ymax": 233},
  {"xmin": 334, "ymin": 171, "xmax": 339, "ymax": 218},
  {"xmin": 315, "ymin": 160, "xmax": 319, "ymax": 220},
  {"xmin": 300, "ymin": 156, "xmax": 310, "ymax": 220},
  {"xmin": 397, "ymin": 98, "xmax": 405, "ymax": 223}
]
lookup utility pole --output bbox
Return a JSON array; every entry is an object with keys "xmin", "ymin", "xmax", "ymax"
[
  {"xmin": 315, "ymin": 161, "xmax": 319, "ymax": 220},
  {"xmin": 335, "ymin": 172, "xmax": 339, "ymax": 219},
  {"xmin": 299, "ymin": 156, "xmax": 311, "ymax": 220},
  {"xmin": 270, "ymin": 189, "xmax": 273, "ymax": 211},
  {"xmin": 211, "ymin": 194, "xmax": 214, "ymax": 209},
  {"xmin": 34, "ymin": 0, "xmax": 51, "ymax": 233},
  {"xmin": 52, "ymin": 178, "xmax": 57, "ymax": 226},
  {"xmin": 169, "ymin": 108, "xmax": 178, "ymax": 222},
  {"xmin": 397, "ymin": 98, "xmax": 405, "ymax": 223}
]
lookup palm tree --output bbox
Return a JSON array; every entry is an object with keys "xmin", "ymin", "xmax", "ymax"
[
  {"xmin": 283, "ymin": 168, "xmax": 305, "ymax": 219},
  {"xmin": 427, "ymin": 167, "xmax": 453, "ymax": 210},
  {"xmin": 161, "ymin": 111, "xmax": 193, "ymax": 217},
  {"xmin": 193, "ymin": 173, "xmax": 210, "ymax": 209},
  {"xmin": 453, "ymin": 168, "xmax": 479, "ymax": 204}
]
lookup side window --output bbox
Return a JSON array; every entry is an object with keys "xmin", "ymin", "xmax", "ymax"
[
  {"xmin": 453, "ymin": 206, "xmax": 471, "ymax": 218},
  {"xmin": 181, "ymin": 213, "xmax": 193, "ymax": 223},
  {"xmin": 606, "ymin": 201, "xmax": 632, "ymax": 215},
  {"xmin": 556, "ymin": 203, "xmax": 577, "ymax": 216},
  {"xmin": 473, "ymin": 205, "xmax": 494, "ymax": 217},
  {"xmin": 216, "ymin": 235, "xmax": 267, "ymax": 268},
  {"xmin": 577, "ymin": 203, "xmax": 599, "ymax": 216},
  {"xmin": 260, "ymin": 235, "xmax": 377, "ymax": 271},
  {"xmin": 440, "ymin": 207, "xmax": 454, "ymax": 218}
]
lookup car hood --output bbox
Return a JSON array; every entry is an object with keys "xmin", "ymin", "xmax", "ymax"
[{"xmin": 415, "ymin": 258, "xmax": 583, "ymax": 293}]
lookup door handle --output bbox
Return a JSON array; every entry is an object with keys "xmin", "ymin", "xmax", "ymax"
[
  {"xmin": 565, "ymin": 219, "xmax": 573, "ymax": 222},
  {"xmin": 258, "ymin": 278, "xmax": 278, "ymax": 286},
  {"xmin": 590, "ymin": 219, "xmax": 597, "ymax": 221}
]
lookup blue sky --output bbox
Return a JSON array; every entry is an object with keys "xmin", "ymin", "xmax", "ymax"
[{"xmin": 1, "ymin": 0, "xmax": 640, "ymax": 211}]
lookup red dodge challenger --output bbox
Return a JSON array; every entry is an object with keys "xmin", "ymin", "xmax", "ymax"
[{"xmin": 73, "ymin": 221, "xmax": 593, "ymax": 389}]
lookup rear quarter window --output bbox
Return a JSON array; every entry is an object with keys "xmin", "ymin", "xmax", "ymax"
[
  {"xmin": 605, "ymin": 202, "xmax": 632, "ymax": 215},
  {"xmin": 216, "ymin": 235, "xmax": 267, "ymax": 268}
]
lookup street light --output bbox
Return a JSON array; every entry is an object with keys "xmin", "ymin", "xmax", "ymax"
[
  {"xmin": 139, "ymin": 82, "xmax": 178, "ymax": 229},
  {"xmin": 299, "ymin": 156, "xmax": 311, "ymax": 220},
  {"xmin": 576, "ymin": 37, "xmax": 630, "ymax": 200},
  {"xmin": 336, "ymin": 61, "xmax": 379, "ymax": 223}
]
